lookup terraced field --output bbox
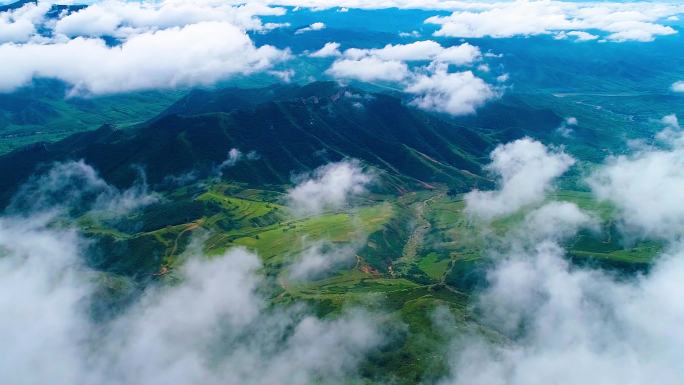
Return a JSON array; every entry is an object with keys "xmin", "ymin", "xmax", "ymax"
[{"xmin": 68, "ymin": 179, "xmax": 665, "ymax": 383}]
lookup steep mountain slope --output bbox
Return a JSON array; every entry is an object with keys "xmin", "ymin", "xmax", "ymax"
[
  {"xmin": 0, "ymin": 82, "xmax": 498, "ymax": 206},
  {"xmin": 0, "ymin": 80, "xmax": 183, "ymax": 154}
]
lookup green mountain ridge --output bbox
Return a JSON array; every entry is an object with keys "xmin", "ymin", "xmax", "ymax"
[{"xmin": 0, "ymin": 82, "xmax": 503, "ymax": 206}]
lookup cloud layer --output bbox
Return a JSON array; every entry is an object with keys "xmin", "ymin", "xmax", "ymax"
[
  {"xmin": 341, "ymin": 40, "xmax": 481, "ymax": 65},
  {"xmin": 0, "ymin": 21, "xmax": 288, "ymax": 95},
  {"xmin": 441, "ymin": 133, "xmax": 684, "ymax": 385},
  {"xmin": 0, "ymin": 157, "xmax": 386, "ymax": 384},
  {"xmin": 1, "ymin": 0, "xmax": 680, "ymax": 95},
  {"xmin": 442, "ymin": 240, "xmax": 684, "ymax": 385},
  {"xmin": 0, "ymin": 214, "xmax": 382, "ymax": 385}
]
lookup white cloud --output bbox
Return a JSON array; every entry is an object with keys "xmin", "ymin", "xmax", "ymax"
[
  {"xmin": 517, "ymin": 201, "xmax": 599, "ymax": 244},
  {"xmin": 289, "ymin": 241, "xmax": 360, "ymax": 280},
  {"xmin": 0, "ymin": 1, "xmax": 292, "ymax": 94},
  {"xmin": 295, "ymin": 21, "xmax": 325, "ymax": 34},
  {"xmin": 464, "ymin": 138, "xmax": 575, "ymax": 220},
  {"xmin": 262, "ymin": 21, "xmax": 291, "ymax": 31},
  {"xmin": 672, "ymin": 80, "xmax": 684, "ymax": 92},
  {"xmin": 405, "ymin": 65, "xmax": 498, "ymax": 116},
  {"xmin": 0, "ymin": 21, "xmax": 289, "ymax": 95},
  {"xmin": 430, "ymin": 42, "xmax": 483, "ymax": 65},
  {"xmin": 426, "ymin": 0, "xmax": 681, "ymax": 42},
  {"xmin": 52, "ymin": 0, "xmax": 286, "ymax": 37},
  {"xmin": 556, "ymin": 30, "xmax": 599, "ymax": 41},
  {"xmin": 42, "ymin": 0, "xmax": 672, "ymax": 47},
  {"xmin": 0, "ymin": 1, "xmax": 50, "ymax": 43},
  {"xmin": 603, "ymin": 20, "xmax": 676, "ymax": 42},
  {"xmin": 660, "ymin": 113, "xmax": 680, "ymax": 132},
  {"xmin": 326, "ymin": 41, "xmax": 490, "ymax": 106},
  {"xmin": 309, "ymin": 41, "xmax": 342, "ymax": 58},
  {"xmin": 439, "ymin": 136, "xmax": 684, "ymax": 384},
  {"xmin": 399, "ymin": 30, "xmax": 421, "ymax": 38},
  {"xmin": 287, "ymin": 160, "xmax": 373, "ymax": 215},
  {"xmin": 0, "ymin": 214, "xmax": 383, "ymax": 385},
  {"xmin": 442, "ymin": 239, "xmax": 684, "ymax": 385},
  {"xmin": 269, "ymin": 68, "xmax": 295, "ymax": 82},
  {"xmin": 342, "ymin": 40, "xmax": 481, "ymax": 66},
  {"xmin": 588, "ymin": 122, "xmax": 684, "ymax": 240},
  {"xmin": 557, "ymin": 116, "xmax": 578, "ymax": 137},
  {"xmin": 327, "ymin": 56, "xmax": 409, "ymax": 82}
]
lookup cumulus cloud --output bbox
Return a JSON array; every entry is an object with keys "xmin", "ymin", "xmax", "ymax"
[
  {"xmin": 325, "ymin": 41, "xmax": 495, "ymax": 115},
  {"xmin": 309, "ymin": 41, "xmax": 342, "ymax": 58},
  {"xmin": 52, "ymin": 0, "xmax": 286, "ymax": 37},
  {"xmin": 441, "ymin": 239, "xmax": 684, "ymax": 385},
  {"xmin": 405, "ymin": 65, "xmax": 497, "ymax": 115},
  {"xmin": 0, "ymin": 161, "xmax": 383, "ymax": 384},
  {"xmin": 343, "ymin": 40, "xmax": 481, "ymax": 66},
  {"xmin": 0, "ymin": 21, "xmax": 289, "ymax": 95},
  {"xmin": 287, "ymin": 160, "xmax": 373, "ymax": 215},
  {"xmin": 269, "ymin": 68, "xmax": 295, "ymax": 82},
  {"xmin": 327, "ymin": 56, "xmax": 409, "ymax": 82},
  {"xmin": 657, "ymin": 113, "xmax": 681, "ymax": 142},
  {"xmin": 295, "ymin": 21, "xmax": 326, "ymax": 34},
  {"xmin": 399, "ymin": 30, "xmax": 421, "ymax": 38},
  {"xmin": 464, "ymin": 138, "xmax": 576, "ymax": 220},
  {"xmin": 0, "ymin": 1, "xmax": 50, "ymax": 43},
  {"xmin": 0, "ymin": 158, "xmax": 385, "ymax": 385},
  {"xmin": 496, "ymin": 73, "xmax": 509, "ymax": 83},
  {"xmin": 0, "ymin": 1, "xmax": 292, "ymax": 94},
  {"xmin": 671, "ymin": 80, "xmax": 684, "ymax": 92},
  {"xmin": 326, "ymin": 41, "xmax": 482, "ymax": 82},
  {"xmin": 425, "ymin": 0, "xmax": 682, "ymax": 42},
  {"xmin": 2, "ymin": 0, "xmax": 287, "ymax": 41}
]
